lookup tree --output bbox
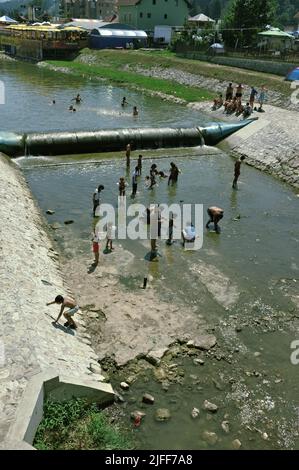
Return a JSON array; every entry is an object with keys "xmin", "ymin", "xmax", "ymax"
[
  {"xmin": 210, "ymin": 0, "xmax": 222, "ymax": 20},
  {"xmin": 222, "ymin": 0, "xmax": 278, "ymax": 47}
]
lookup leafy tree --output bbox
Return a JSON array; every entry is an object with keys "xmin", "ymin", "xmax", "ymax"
[
  {"xmin": 222, "ymin": 0, "xmax": 278, "ymax": 47},
  {"xmin": 210, "ymin": 0, "xmax": 222, "ymax": 20}
]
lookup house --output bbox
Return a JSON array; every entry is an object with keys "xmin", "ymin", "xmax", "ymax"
[
  {"xmin": 258, "ymin": 28, "xmax": 295, "ymax": 53},
  {"xmin": 117, "ymin": 0, "xmax": 191, "ymax": 32},
  {"xmin": 59, "ymin": 0, "xmax": 117, "ymax": 21}
]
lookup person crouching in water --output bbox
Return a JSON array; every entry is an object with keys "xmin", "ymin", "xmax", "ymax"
[
  {"xmin": 206, "ymin": 206, "xmax": 224, "ymax": 234},
  {"xmin": 46, "ymin": 295, "xmax": 79, "ymax": 329}
]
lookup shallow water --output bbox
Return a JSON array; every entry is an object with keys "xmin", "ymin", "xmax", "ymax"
[
  {"xmin": 0, "ymin": 61, "xmax": 210, "ymax": 133},
  {"xmin": 2, "ymin": 60, "xmax": 299, "ymax": 449},
  {"xmin": 22, "ymin": 152, "xmax": 299, "ymax": 449}
]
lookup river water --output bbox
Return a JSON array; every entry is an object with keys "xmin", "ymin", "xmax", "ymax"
[{"xmin": 1, "ymin": 60, "xmax": 299, "ymax": 450}]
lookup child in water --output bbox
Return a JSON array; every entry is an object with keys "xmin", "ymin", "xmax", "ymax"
[{"xmin": 118, "ymin": 177, "xmax": 127, "ymax": 196}]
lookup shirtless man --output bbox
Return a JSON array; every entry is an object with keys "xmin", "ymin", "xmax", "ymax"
[
  {"xmin": 46, "ymin": 295, "xmax": 79, "ymax": 329},
  {"xmin": 206, "ymin": 206, "xmax": 224, "ymax": 233},
  {"xmin": 232, "ymin": 155, "xmax": 245, "ymax": 189}
]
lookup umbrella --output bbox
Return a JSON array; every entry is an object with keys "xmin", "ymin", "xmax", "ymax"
[
  {"xmin": 286, "ymin": 67, "xmax": 299, "ymax": 81},
  {"xmin": 210, "ymin": 43, "xmax": 224, "ymax": 49},
  {"xmin": 258, "ymin": 29, "xmax": 294, "ymax": 38}
]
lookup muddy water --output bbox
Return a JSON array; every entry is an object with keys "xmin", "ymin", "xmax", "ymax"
[{"xmin": 20, "ymin": 151, "xmax": 299, "ymax": 450}]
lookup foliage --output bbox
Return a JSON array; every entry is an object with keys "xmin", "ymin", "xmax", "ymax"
[
  {"xmin": 34, "ymin": 398, "xmax": 134, "ymax": 450},
  {"xmin": 221, "ymin": 0, "xmax": 279, "ymax": 47}
]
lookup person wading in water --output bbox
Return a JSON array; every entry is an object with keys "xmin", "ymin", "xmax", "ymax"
[{"xmin": 232, "ymin": 155, "xmax": 245, "ymax": 189}]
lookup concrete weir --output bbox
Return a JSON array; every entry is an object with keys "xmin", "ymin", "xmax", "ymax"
[
  {"xmin": 0, "ymin": 120, "xmax": 253, "ymax": 157},
  {"xmin": 0, "ymin": 153, "xmax": 114, "ymax": 450}
]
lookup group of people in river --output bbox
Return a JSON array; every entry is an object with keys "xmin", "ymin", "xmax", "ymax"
[
  {"xmin": 52, "ymin": 94, "xmax": 139, "ymax": 117},
  {"xmin": 88, "ymin": 142, "xmax": 243, "ymax": 267},
  {"xmin": 46, "ymin": 147, "xmax": 246, "ymax": 330},
  {"xmin": 212, "ymin": 83, "xmax": 267, "ymax": 119}
]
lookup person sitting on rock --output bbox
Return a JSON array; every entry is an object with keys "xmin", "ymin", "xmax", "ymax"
[
  {"xmin": 212, "ymin": 93, "xmax": 223, "ymax": 110},
  {"xmin": 46, "ymin": 295, "xmax": 79, "ymax": 329},
  {"xmin": 243, "ymin": 102, "xmax": 252, "ymax": 119}
]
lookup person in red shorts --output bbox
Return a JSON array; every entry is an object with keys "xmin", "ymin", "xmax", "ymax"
[{"xmin": 92, "ymin": 232, "xmax": 100, "ymax": 265}]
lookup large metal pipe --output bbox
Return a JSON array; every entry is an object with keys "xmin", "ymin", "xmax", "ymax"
[{"xmin": 0, "ymin": 121, "xmax": 253, "ymax": 157}]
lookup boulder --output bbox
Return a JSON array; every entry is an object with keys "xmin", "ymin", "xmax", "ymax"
[
  {"xmin": 202, "ymin": 400, "xmax": 218, "ymax": 413},
  {"xmin": 221, "ymin": 421, "xmax": 230, "ymax": 434},
  {"xmin": 130, "ymin": 410, "xmax": 146, "ymax": 420},
  {"xmin": 120, "ymin": 382, "xmax": 130, "ymax": 390},
  {"xmin": 232, "ymin": 439, "xmax": 242, "ymax": 449},
  {"xmin": 64, "ymin": 220, "xmax": 74, "ymax": 225},
  {"xmin": 155, "ymin": 408, "xmax": 171, "ymax": 421},
  {"xmin": 191, "ymin": 407, "xmax": 200, "ymax": 419},
  {"xmin": 202, "ymin": 431, "xmax": 218, "ymax": 445},
  {"xmin": 193, "ymin": 334, "xmax": 217, "ymax": 350},
  {"xmin": 46, "ymin": 209, "xmax": 55, "ymax": 215},
  {"xmin": 142, "ymin": 393, "xmax": 155, "ymax": 405}
]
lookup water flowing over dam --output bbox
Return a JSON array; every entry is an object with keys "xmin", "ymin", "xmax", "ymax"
[{"xmin": 0, "ymin": 121, "xmax": 253, "ymax": 157}]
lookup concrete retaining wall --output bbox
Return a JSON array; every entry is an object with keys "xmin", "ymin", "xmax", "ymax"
[
  {"xmin": 176, "ymin": 52, "xmax": 297, "ymax": 76},
  {"xmin": 0, "ymin": 153, "xmax": 112, "ymax": 447}
]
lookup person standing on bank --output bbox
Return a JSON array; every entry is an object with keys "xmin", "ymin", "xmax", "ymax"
[
  {"xmin": 131, "ymin": 166, "xmax": 138, "ymax": 198},
  {"xmin": 232, "ymin": 155, "xmax": 245, "ymax": 189},
  {"xmin": 93, "ymin": 184, "xmax": 104, "ymax": 217}
]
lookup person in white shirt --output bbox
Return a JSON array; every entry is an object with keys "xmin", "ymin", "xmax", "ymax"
[
  {"xmin": 93, "ymin": 184, "xmax": 104, "ymax": 217},
  {"xmin": 182, "ymin": 222, "xmax": 196, "ymax": 247},
  {"xmin": 105, "ymin": 222, "xmax": 116, "ymax": 251}
]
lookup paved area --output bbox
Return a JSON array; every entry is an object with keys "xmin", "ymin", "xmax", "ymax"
[{"xmin": 0, "ymin": 154, "xmax": 103, "ymax": 443}]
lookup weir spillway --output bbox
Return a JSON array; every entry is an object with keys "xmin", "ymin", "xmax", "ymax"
[{"xmin": 0, "ymin": 120, "xmax": 253, "ymax": 157}]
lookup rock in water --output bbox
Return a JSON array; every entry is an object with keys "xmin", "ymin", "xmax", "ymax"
[
  {"xmin": 142, "ymin": 393, "xmax": 155, "ymax": 404},
  {"xmin": 130, "ymin": 410, "xmax": 146, "ymax": 420},
  {"xmin": 155, "ymin": 408, "xmax": 171, "ymax": 421},
  {"xmin": 202, "ymin": 431, "xmax": 218, "ymax": 445},
  {"xmin": 120, "ymin": 382, "xmax": 130, "ymax": 390},
  {"xmin": 64, "ymin": 220, "xmax": 74, "ymax": 225},
  {"xmin": 202, "ymin": 400, "xmax": 218, "ymax": 413},
  {"xmin": 221, "ymin": 421, "xmax": 230, "ymax": 434},
  {"xmin": 193, "ymin": 334, "xmax": 217, "ymax": 350},
  {"xmin": 191, "ymin": 407, "xmax": 200, "ymax": 419},
  {"xmin": 46, "ymin": 209, "xmax": 55, "ymax": 215},
  {"xmin": 232, "ymin": 439, "xmax": 242, "ymax": 449}
]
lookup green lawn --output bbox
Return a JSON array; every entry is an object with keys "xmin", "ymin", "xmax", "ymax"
[
  {"xmin": 47, "ymin": 57, "xmax": 213, "ymax": 103},
  {"xmin": 77, "ymin": 48, "xmax": 291, "ymax": 97}
]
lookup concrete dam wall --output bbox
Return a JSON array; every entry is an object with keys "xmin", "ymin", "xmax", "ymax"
[{"xmin": 0, "ymin": 153, "xmax": 113, "ymax": 449}]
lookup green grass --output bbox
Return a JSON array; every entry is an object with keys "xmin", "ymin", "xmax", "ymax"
[
  {"xmin": 46, "ymin": 58, "xmax": 213, "ymax": 103},
  {"xmin": 75, "ymin": 48, "xmax": 291, "ymax": 97},
  {"xmin": 34, "ymin": 398, "xmax": 134, "ymax": 450}
]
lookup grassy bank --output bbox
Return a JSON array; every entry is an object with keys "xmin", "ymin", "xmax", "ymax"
[
  {"xmin": 34, "ymin": 398, "xmax": 134, "ymax": 450},
  {"xmin": 69, "ymin": 49, "xmax": 291, "ymax": 98},
  {"xmin": 46, "ymin": 57, "xmax": 213, "ymax": 103}
]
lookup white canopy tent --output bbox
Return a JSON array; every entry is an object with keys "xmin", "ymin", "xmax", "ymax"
[{"xmin": 0, "ymin": 15, "xmax": 18, "ymax": 24}]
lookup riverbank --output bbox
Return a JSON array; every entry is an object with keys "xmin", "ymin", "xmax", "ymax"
[
  {"xmin": 44, "ymin": 49, "xmax": 295, "ymax": 110},
  {"xmin": 190, "ymin": 102, "xmax": 299, "ymax": 189},
  {"xmin": 38, "ymin": 50, "xmax": 298, "ymax": 189},
  {"xmin": 0, "ymin": 153, "xmax": 110, "ymax": 447}
]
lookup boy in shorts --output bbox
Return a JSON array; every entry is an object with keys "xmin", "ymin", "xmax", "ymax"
[{"xmin": 46, "ymin": 295, "xmax": 79, "ymax": 329}]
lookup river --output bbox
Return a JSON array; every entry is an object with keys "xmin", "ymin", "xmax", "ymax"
[{"xmin": 1, "ymin": 59, "xmax": 299, "ymax": 450}]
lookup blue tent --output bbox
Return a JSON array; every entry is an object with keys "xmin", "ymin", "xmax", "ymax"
[{"xmin": 286, "ymin": 67, "xmax": 299, "ymax": 81}]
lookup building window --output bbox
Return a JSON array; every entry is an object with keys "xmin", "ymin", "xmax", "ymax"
[
  {"xmin": 147, "ymin": 13, "xmax": 151, "ymax": 18},
  {"xmin": 140, "ymin": 12, "xmax": 143, "ymax": 18},
  {"xmin": 164, "ymin": 14, "xmax": 167, "ymax": 19}
]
